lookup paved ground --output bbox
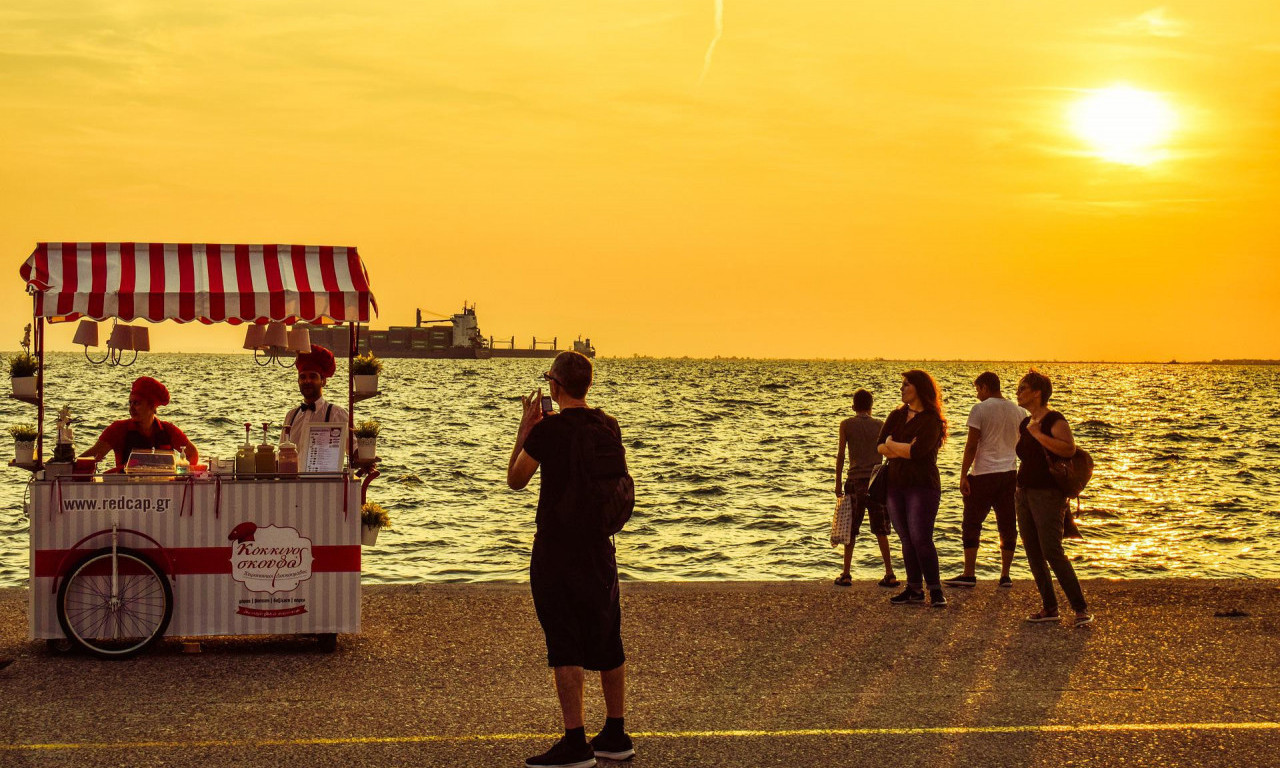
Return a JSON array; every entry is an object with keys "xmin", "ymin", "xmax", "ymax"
[{"xmin": 1, "ymin": 579, "xmax": 1278, "ymax": 767}]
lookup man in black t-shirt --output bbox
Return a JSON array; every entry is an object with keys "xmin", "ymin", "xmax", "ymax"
[{"xmin": 507, "ymin": 351, "xmax": 633, "ymax": 768}]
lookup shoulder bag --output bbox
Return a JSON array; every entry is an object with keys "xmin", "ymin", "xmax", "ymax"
[{"xmin": 867, "ymin": 462, "xmax": 889, "ymax": 506}]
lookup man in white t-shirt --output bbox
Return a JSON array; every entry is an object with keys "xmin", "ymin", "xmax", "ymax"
[{"xmin": 944, "ymin": 371, "xmax": 1027, "ymax": 588}]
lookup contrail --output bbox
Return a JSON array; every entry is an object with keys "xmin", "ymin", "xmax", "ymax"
[{"xmin": 698, "ymin": 0, "xmax": 723, "ymax": 86}]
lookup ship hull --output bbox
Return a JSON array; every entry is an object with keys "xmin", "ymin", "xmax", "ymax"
[{"xmin": 487, "ymin": 349, "xmax": 561, "ymax": 359}]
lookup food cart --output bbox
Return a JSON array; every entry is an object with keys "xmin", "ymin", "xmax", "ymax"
[{"xmin": 16, "ymin": 242, "xmax": 379, "ymax": 658}]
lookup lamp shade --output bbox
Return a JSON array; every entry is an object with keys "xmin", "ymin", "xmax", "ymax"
[
  {"xmin": 286, "ymin": 326, "xmax": 312, "ymax": 353},
  {"xmin": 72, "ymin": 320, "xmax": 99, "ymax": 347},
  {"xmin": 263, "ymin": 321, "xmax": 288, "ymax": 348},
  {"xmin": 130, "ymin": 325, "xmax": 151, "ymax": 352},
  {"xmin": 107, "ymin": 324, "xmax": 134, "ymax": 351},
  {"xmin": 243, "ymin": 324, "xmax": 266, "ymax": 350}
]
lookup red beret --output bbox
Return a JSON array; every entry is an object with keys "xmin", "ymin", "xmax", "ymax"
[
  {"xmin": 130, "ymin": 376, "xmax": 170, "ymax": 407},
  {"xmin": 295, "ymin": 344, "xmax": 336, "ymax": 378}
]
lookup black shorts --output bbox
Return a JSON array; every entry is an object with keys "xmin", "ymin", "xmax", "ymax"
[
  {"xmin": 961, "ymin": 470, "xmax": 1017, "ymax": 550},
  {"xmin": 530, "ymin": 538, "xmax": 625, "ymax": 671},
  {"xmin": 843, "ymin": 477, "xmax": 891, "ymax": 539}
]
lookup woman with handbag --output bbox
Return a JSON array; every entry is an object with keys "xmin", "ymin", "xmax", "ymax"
[
  {"xmin": 1014, "ymin": 369, "xmax": 1092, "ymax": 627},
  {"xmin": 877, "ymin": 370, "xmax": 948, "ymax": 608}
]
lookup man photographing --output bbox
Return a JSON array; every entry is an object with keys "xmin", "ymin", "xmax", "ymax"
[{"xmin": 507, "ymin": 351, "xmax": 634, "ymax": 768}]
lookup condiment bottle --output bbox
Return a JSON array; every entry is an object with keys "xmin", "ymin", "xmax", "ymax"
[
  {"xmin": 236, "ymin": 422, "xmax": 256, "ymax": 477},
  {"xmin": 255, "ymin": 422, "xmax": 277, "ymax": 474},
  {"xmin": 278, "ymin": 428, "xmax": 299, "ymax": 475},
  {"xmin": 175, "ymin": 446, "xmax": 190, "ymax": 476}
]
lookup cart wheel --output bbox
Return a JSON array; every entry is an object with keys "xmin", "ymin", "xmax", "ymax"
[
  {"xmin": 56, "ymin": 547, "xmax": 174, "ymax": 660},
  {"xmin": 317, "ymin": 633, "xmax": 338, "ymax": 653}
]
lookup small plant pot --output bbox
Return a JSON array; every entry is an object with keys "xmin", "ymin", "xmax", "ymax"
[
  {"xmin": 353, "ymin": 374, "xmax": 379, "ymax": 394},
  {"xmin": 14, "ymin": 439, "xmax": 35, "ymax": 465},
  {"xmin": 12, "ymin": 376, "xmax": 36, "ymax": 398},
  {"xmin": 356, "ymin": 437, "xmax": 377, "ymax": 461},
  {"xmin": 361, "ymin": 524, "xmax": 381, "ymax": 546}
]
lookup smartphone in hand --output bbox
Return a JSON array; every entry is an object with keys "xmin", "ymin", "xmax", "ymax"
[{"xmin": 541, "ymin": 395, "xmax": 554, "ymax": 416}]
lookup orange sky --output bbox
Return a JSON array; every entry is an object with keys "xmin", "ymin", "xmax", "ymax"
[{"xmin": 2, "ymin": 1, "xmax": 1278, "ymax": 360}]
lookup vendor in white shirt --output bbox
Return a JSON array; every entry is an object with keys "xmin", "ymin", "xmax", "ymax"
[{"xmin": 281, "ymin": 345, "xmax": 349, "ymax": 449}]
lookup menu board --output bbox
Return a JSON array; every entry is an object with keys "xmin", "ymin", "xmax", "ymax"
[{"xmin": 300, "ymin": 424, "xmax": 347, "ymax": 473}]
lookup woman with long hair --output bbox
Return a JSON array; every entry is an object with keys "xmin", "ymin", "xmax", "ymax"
[
  {"xmin": 1015, "ymin": 369, "xmax": 1091, "ymax": 626},
  {"xmin": 877, "ymin": 370, "xmax": 948, "ymax": 607}
]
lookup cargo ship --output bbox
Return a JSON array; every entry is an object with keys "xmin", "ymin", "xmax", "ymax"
[{"xmin": 302, "ymin": 305, "xmax": 595, "ymax": 360}]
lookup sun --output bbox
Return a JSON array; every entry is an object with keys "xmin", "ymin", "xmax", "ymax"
[{"xmin": 1069, "ymin": 85, "xmax": 1177, "ymax": 166}]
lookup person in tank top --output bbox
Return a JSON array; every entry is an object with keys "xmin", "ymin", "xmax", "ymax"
[
  {"xmin": 834, "ymin": 388, "xmax": 898, "ymax": 588},
  {"xmin": 1015, "ymin": 369, "xmax": 1092, "ymax": 627}
]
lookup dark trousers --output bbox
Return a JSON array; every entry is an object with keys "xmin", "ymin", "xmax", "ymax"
[
  {"xmin": 887, "ymin": 485, "xmax": 942, "ymax": 589},
  {"xmin": 1016, "ymin": 487, "xmax": 1088, "ymax": 614},
  {"xmin": 962, "ymin": 470, "xmax": 1018, "ymax": 550}
]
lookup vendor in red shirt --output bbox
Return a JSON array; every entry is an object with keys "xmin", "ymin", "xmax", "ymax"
[{"xmin": 80, "ymin": 376, "xmax": 199, "ymax": 471}]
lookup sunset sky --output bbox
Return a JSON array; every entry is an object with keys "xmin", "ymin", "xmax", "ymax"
[{"xmin": 2, "ymin": 1, "xmax": 1278, "ymax": 360}]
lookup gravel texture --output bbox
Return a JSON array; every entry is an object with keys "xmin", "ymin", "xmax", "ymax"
[{"xmin": 1, "ymin": 579, "xmax": 1277, "ymax": 767}]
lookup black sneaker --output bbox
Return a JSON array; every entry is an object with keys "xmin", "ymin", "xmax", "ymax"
[
  {"xmin": 942, "ymin": 574, "xmax": 976, "ymax": 588},
  {"xmin": 929, "ymin": 588, "xmax": 948, "ymax": 608},
  {"xmin": 525, "ymin": 737, "xmax": 597, "ymax": 768},
  {"xmin": 591, "ymin": 729, "xmax": 636, "ymax": 761},
  {"xmin": 889, "ymin": 587, "xmax": 924, "ymax": 605},
  {"xmin": 998, "ymin": 575, "xmax": 1013, "ymax": 588}
]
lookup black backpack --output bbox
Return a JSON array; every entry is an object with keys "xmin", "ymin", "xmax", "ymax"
[{"xmin": 554, "ymin": 409, "xmax": 634, "ymax": 537}]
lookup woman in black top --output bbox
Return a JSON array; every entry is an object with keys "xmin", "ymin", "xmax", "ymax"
[
  {"xmin": 1015, "ymin": 369, "xmax": 1091, "ymax": 627},
  {"xmin": 877, "ymin": 370, "xmax": 948, "ymax": 607}
]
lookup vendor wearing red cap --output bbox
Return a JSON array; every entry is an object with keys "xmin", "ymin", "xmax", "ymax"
[
  {"xmin": 281, "ymin": 345, "xmax": 349, "ymax": 450},
  {"xmin": 81, "ymin": 376, "xmax": 199, "ymax": 471}
]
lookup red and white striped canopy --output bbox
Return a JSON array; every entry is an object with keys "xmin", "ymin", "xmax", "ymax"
[{"xmin": 20, "ymin": 242, "xmax": 377, "ymax": 324}]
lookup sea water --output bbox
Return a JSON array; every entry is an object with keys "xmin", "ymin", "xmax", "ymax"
[{"xmin": 1, "ymin": 354, "xmax": 1276, "ymax": 586}]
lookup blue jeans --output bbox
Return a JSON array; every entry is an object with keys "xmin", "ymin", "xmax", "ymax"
[{"xmin": 886, "ymin": 485, "xmax": 942, "ymax": 589}]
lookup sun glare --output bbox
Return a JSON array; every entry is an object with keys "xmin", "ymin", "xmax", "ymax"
[{"xmin": 1070, "ymin": 85, "xmax": 1177, "ymax": 166}]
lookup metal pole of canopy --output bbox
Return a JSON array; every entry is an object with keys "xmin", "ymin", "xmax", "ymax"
[{"xmin": 35, "ymin": 315, "xmax": 45, "ymax": 468}]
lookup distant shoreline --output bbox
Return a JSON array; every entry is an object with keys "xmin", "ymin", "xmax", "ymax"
[{"xmin": 9, "ymin": 350, "xmax": 1280, "ymax": 365}]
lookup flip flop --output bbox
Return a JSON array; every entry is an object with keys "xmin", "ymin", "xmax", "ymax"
[
  {"xmin": 1074, "ymin": 614, "xmax": 1094, "ymax": 627},
  {"xmin": 834, "ymin": 574, "xmax": 853, "ymax": 587}
]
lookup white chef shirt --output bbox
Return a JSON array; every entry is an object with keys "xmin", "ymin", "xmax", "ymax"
[{"xmin": 281, "ymin": 396, "xmax": 350, "ymax": 446}]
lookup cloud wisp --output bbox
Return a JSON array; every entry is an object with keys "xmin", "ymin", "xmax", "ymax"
[{"xmin": 698, "ymin": 0, "xmax": 723, "ymax": 86}]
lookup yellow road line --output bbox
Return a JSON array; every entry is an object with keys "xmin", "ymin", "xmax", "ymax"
[{"xmin": 7, "ymin": 721, "xmax": 1278, "ymax": 752}]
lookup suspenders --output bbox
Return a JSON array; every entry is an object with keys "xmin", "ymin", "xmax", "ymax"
[{"xmin": 286, "ymin": 403, "xmax": 334, "ymax": 432}]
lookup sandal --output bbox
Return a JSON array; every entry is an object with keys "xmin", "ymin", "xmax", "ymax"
[
  {"xmin": 877, "ymin": 575, "xmax": 900, "ymax": 588},
  {"xmin": 1025, "ymin": 611, "xmax": 1060, "ymax": 623},
  {"xmin": 1074, "ymin": 613, "xmax": 1094, "ymax": 627},
  {"xmin": 834, "ymin": 574, "xmax": 853, "ymax": 587}
]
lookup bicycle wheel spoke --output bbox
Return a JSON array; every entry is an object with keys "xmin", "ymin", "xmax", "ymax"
[{"xmin": 59, "ymin": 551, "xmax": 172, "ymax": 655}]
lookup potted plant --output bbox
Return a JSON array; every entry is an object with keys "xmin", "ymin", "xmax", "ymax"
[
  {"xmin": 10, "ymin": 423, "xmax": 39, "ymax": 464},
  {"xmin": 352, "ymin": 351, "xmax": 382, "ymax": 394},
  {"xmin": 353, "ymin": 419, "xmax": 380, "ymax": 461},
  {"xmin": 360, "ymin": 501, "xmax": 391, "ymax": 546},
  {"xmin": 9, "ymin": 352, "xmax": 39, "ymax": 398}
]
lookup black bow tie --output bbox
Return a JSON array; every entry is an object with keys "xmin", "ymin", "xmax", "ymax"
[{"xmin": 299, "ymin": 402, "xmax": 316, "ymax": 413}]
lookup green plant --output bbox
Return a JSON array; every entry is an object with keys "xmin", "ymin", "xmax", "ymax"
[
  {"xmin": 353, "ymin": 420, "xmax": 381, "ymax": 438},
  {"xmin": 9, "ymin": 424, "xmax": 39, "ymax": 442},
  {"xmin": 351, "ymin": 351, "xmax": 383, "ymax": 376},
  {"xmin": 360, "ymin": 502, "xmax": 391, "ymax": 529},
  {"xmin": 9, "ymin": 353, "xmax": 38, "ymax": 378}
]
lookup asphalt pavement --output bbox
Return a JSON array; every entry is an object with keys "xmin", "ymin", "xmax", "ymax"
[{"xmin": 1, "ymin": 579, "xmax": 1277, "ymax": 767}]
